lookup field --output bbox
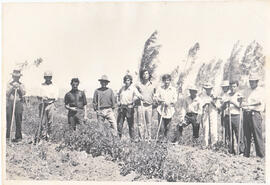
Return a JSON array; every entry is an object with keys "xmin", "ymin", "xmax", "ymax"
[{"xmin": 5, "ymin": 98, "xmax": 265, "ymax": 182}]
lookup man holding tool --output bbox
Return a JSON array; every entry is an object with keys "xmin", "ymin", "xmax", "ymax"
[{"xmin": 6, "ymin": 69, "xmax": 26, "ymax": 143}]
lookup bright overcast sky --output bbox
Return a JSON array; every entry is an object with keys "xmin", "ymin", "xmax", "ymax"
[{"xmin": 2, "ymin": 1, "xmax": 270, "ymax": 97}]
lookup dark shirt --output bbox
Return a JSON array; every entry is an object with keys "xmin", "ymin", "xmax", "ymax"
[
  {"xmin": 64, "ymin": 90, "xmax": 87, "ymax": 110},
  {"xmin": 93, "ymin": 87, "xmax": 116, "ymax": 110}
]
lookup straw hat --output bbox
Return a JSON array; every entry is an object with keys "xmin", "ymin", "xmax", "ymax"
[{"xmin": 98, "ymin": 75, "xmax": 110, "ymax": 83}]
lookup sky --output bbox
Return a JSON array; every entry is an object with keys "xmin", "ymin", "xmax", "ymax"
[{"xmin": 2, "ymin": 1, "xmax": 270, "ymax": 97}]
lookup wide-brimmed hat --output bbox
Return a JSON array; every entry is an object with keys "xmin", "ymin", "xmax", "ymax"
[
  {"xmin": 44, "ymin": 70, "xmax": 53, "ymax": 77},
  {"xmin": 203, "ymin": 82, "xmax": 213, "ymax": 89},
  {"xmin": 220, "ymin": 80, "xmax": 229, "ymax": 87},
  {"xmin": 249, "ymin": 73, "xmax": 260, "ymax": 81},
  {"xmin": 188, "ymin": 85, "xmax": 198, "ymax": 92},
  {"xmin": 11, "ymin": 69, "xmax": 22, "ymax": 77},
  {"xmin": 98, "ymin": 75, "xmax": 110, "ymax": 82}
]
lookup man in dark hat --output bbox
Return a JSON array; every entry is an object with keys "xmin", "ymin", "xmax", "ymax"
[
  {"xmin": 64, "ymin": 78, "xmax": 87, "ymax": 131},
  {"xmin": 6, "ymin": 69, "xmax": 26, "ymax": 142},
  {"xmin": 93, "ymin": 75, "xmax": 117, "ymax": 136},
  {"xmin": 242, "ymin": 74, "xmax": 265, "ymax": 158}
]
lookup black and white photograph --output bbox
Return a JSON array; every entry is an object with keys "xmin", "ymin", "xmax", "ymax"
[{"xmin": 1, "ymin": 1, "xmax": 270, "ymax": 184}]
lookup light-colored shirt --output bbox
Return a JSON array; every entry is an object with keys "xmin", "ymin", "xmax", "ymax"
[
  {"xmin": 180, "ymin": 96, "xmax": 202, "ymax": 121},
  {"xmin": 118, "ymin": 84, "xmax": 142, "ymax": 105},
  {"xmin": 216, "ymin": 91, "xmax": 230, "ymax": 114},
  {"xmin": 39, "ymin": 83, "xmax": 59, "ymax": 103},
  {"xmin": 245, "ymin": 87, "xmax": 265, "ymax": 112},
  {"xmin": 156, "ymin": 85, "xmax": 177, "ymax": 119},
  {"xmin": 225, "ymin": 92, "xmax": 242, "ymax": 115},
  {"xmin": 136, "ymin": 81, "xmax": 155, "ymax": 105}
]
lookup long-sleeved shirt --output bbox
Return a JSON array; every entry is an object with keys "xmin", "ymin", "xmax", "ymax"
[
  {"xmin": 93, "ymin": 87, "xmax": 116, "ymax": 110},
  {"xmin": 155, "ymin": 85, "xmax": 177, "ymax": 119},
  {"xmin": 118, "ymin": 84, "xmax": 142, "ymax": 105},
  {"xmin": 245, "ymin": 87, "xmax": 265, "ymax": 112},
  {"xmin": 136, "ymin": 81, "xmax": 155, "ymax": 105},
  {"xmin": 39, "ymin": 83, "xmax": 59, "ymax": 103},
  {"xmin": 6, "ymin": 81, "xmax": 26, "ymax": 102}
]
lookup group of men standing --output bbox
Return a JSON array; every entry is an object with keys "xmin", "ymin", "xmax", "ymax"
[{"xmin": 6, "ymin": 68, "xmax": 265, "ymax": 158}]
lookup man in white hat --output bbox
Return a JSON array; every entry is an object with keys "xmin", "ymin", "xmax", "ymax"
[
  {"xmin": 93, "ymin": 75, "xmax": 117, "ymax": 136},
  {"xmin": 200, "ymin": 82, "xmax": 218, "ymax": 147},
  {"xmin": 6, "ymin": 69, "xmax": 26, "ymax": 142},
  {"xmin": 216, "ymin": 80, "xmax": 230, "ymax": 142},
  {"xmin": 178, "ymin": 85, "xmax": 202, "ymax": 141},
  {"xmin": 34, "ymin": 70, "xmax": 58, "ymax": 143},
  {"xmin": 242, "ymin": 73, "xmax": 265, "ymax": 158}
]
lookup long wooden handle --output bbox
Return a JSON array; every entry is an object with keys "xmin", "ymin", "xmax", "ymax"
[
  {"xmin": 9, "ymin": 88, "xmax": 17, "ymax": 142},
  {"xmin": 228, "ymin": 102, "xmax": 233, "ymax": 153}
]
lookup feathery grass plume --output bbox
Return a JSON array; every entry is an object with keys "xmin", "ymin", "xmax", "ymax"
[
  {"xmin": 195, "ymin": 59, "xmax": 223, "ymax": 88},
  {"xmin": 223, "ymin": 41, "xmax": 242, "ymax": 82},
  {"xmin": 170, "ymin": 65, "xmax": 179, "ymax": 86},
  {"xmin": 16, "ymin": 58, "xmax": 44, "ymax": 71},
  {"xmin": 240, "ymin": 41, "xmax": 265, "ymax": 80},
  {"xmin": 176, "ymin": 42, "xmax": 200, "ymax": 92},
  {"xmin": 139, "ymin": 31, "xmax": 161, "ymax": 83}
]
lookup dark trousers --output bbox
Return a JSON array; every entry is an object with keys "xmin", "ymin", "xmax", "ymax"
[
  {"xmin": 243, "ymin": 111, "xmax": 264, "ymax": 158},
  {"xmin": 68, "ymin": 109, "xmax": 84, "ymax": 131},
  {"xmin": 157, "ymin": 113, "xmax": 172, "ymax": 141},
  {"xmin": 224, "ymin": 114, "xmax": 244, "ymax": 154},
  {"xmin": 6, "ymin": 101, "xmax": 23, "ymax": 139},
  {"xmin": 185, "ymin": 113, "xmax": 200, "ymax": 138},
  {"xmin": 117, "ymin": 107, "xmax": 135, "ymax": 140}
]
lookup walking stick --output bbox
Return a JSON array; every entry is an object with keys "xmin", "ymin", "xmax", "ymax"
[
  {"xmin": 221, "ymin": 111, "xmax": 226, "ymax": 145},
  {"xmin": 228, "ymin": 101, "xmax": 233, "ymax": 153},
  {"xmin": 9, "ymin": 88, "xmax": 18, "ymax": 143},
  {"xmin": 207, "ymin": 103, "xmax": 212, "ymax": 146},
  {"xmin": 155, "ymin": 103, "xmax": 164, "ymax": 144},
  {"xmin": 237, "ymin": 100, "xmax": 243, "ymax": 155},
  {"xmin": 36, "ymin": 101, "xmax": 45, "ymax": 144}
]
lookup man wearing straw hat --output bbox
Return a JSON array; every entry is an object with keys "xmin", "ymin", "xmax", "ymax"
[
  {"xmin": 201, "ymin": 82, "xmax": 218, "ymax": 147},
  {"xmin": 242, "ymin": 73, "xmax": 265, "ymax": 158},
  {"xmin": 6, "ymin": 69, "xmax": 26, "ymax": 142},
  {"xmin": 93, "ymin": 75, "xmax": 117, "ymax": 136},
  {"xmin": 34, "ymin": 71, "xmax": 58, "ymax": 143},
  {"xmin": 155, "ymin": 74, "xmax": 177, "ymax": 142},
  {"xmin": 178, "ymin": 85, "xmax": 202, "ymax": 141},
  {"xmin": 216, "ymin": 80, "xmax": 230, "ymax": 142},
  {"xmin": 65, "ymin": 78, "xmax": 87, "ymax": 131}
]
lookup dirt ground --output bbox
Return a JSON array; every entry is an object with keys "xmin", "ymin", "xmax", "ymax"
[{"xmin": 4, "ymin": 100, "xmax": 265, "ymax": 182}]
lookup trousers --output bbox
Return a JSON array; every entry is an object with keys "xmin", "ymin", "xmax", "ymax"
[
  {"xmin": 97, "ymin": 108, "xmax": 117, "ymax": 136},
  {"xmin": 6, "ymin": 100, "xmax": 23, "ymax": 139},
  {"xmin": 68, "ymin": 109, "xmax": 85, "ymax": 131},
  {"xmin": 243, "ymin": 111, "xmax": 264, "ymax": 158},
  {"xmin": 137, "ymin": 105, "xmax": 153, "ymax": 140},
  {"xmin": 202, "ymin": 108, "xmax": 218, "ymax": 146},
  {"xmin": 224, "ymin": 114, "xmax": 245, "ymax": 154},
  {"xmin": 157, "ymin": 113, "xmax": 173, "ymax": 142},
  {"xmin": 117, "ymin": 106, "xmax": 135, "ymax": 140},
  {"xmin": 35, "ymin": 103, "xmax": 55, "ymax": 140}
]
